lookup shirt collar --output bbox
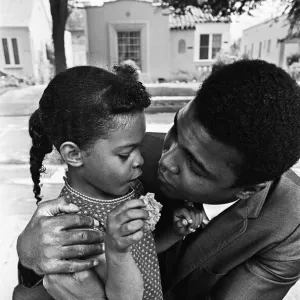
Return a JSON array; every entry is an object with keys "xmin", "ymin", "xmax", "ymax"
[{"xmin": 202, "ymin": 200, "xmax": 239, "ymax": 224}]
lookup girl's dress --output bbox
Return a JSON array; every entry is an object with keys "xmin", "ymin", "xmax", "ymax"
[{"xmin": 60, "ymin": 178, "xmax": 163, "ymax": 300}]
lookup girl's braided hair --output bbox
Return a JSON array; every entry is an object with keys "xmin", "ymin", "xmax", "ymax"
[{"xmin": 29, "ymin": 65, "xmax": 150, "ymax": 204}]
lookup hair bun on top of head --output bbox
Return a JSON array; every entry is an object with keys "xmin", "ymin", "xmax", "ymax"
[{"xmin": 113, "ymin": 64, "xmax": 139, "ymax": 81}]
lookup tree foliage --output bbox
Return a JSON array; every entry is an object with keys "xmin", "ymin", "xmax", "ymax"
[
  {"xmin": 284, "ymin": 0, "xmax": 300, "ymax": 35},
  {"xmin": 162, "ymin": 0, "xmax": 265, "ymax": 16},
  {"xmin": 164, "ymin": 0, "xmax": 300, "ymax": 36}
]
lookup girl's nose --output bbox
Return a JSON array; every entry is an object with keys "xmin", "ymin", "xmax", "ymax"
[{"xmin": 132, "ymin": 151, "xmax": 144, "ymax": 168}]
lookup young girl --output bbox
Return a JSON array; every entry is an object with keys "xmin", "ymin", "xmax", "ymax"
[{"xmin": 28, "ymin": 65, "xmax": 202, "ymax": 300}]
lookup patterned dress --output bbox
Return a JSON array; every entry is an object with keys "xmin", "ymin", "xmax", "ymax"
[{"xmin": 60, "ymin": 178, "xmax": 163, "ymax": 300}]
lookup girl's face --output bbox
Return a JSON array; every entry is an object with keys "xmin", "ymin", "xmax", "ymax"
[{"xmin": 81, "ymin": 112, "xmax": 146, "ymax": 199}]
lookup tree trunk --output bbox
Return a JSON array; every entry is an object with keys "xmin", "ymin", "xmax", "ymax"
[{"xmin": 49, "ymin": 0, "xmax": 69, "ymax": 74}]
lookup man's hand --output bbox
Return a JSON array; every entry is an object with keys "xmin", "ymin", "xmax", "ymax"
[
  {"xmin": 43, "ymin": 270, "xmax": 107, "ymax": 300},
  {"xmin": 17, "ymin": 197, "xmax": 105, "ymax": 275}
]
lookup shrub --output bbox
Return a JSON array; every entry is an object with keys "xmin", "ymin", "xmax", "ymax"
[
  {"xmin": 169, "ymin": 69, "xmax": 195, "ymax": 83},
  {"xmin": 287, "ymin": 53, "xmax": 300, "ymax": 66},
  {"xmin": 288, "ymin": 62, "xmax": 300, "ymax": 80}
]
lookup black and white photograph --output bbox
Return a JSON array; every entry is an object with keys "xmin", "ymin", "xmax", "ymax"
[{"xmin": 1, "ymin": 0, "xmax": 300, "ymax": 299}]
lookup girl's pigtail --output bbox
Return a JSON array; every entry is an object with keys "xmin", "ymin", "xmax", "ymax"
[{"xmin": 29, "ymin": 109, "xmax": 53, "ymax": 204}]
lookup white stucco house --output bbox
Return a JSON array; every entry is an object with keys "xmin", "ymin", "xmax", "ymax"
[
  {"xmin": 66, "ymin": 9, "xmax": 87, "ymax": 67},
  {"xmin": 83, "ymin": 0, "xmax": 231, "ymax": 81},
  {"xmin": 241, "ymin": 15, "xmax": 300, "ymax": 69},
  {"xmin": 0, "ymin": 0, "xmax": 54, "ymax": 83}
]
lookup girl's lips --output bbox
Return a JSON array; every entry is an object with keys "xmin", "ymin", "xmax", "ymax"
[{"xmin": 129, "ymin": 171, "xmax": 143, "ymax": 182}]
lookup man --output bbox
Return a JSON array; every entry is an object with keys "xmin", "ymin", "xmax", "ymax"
[{"xmin": 15, "ymin": 60, "xmax": 300, "ymax": 300}]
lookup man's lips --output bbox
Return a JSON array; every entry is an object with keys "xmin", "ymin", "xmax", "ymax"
[{"xmin": 157, "ymin": 168, "xmax": 173, "ymax": 188}]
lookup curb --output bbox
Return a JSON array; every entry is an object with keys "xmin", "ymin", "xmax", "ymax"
[{"xmin": 0, "ymin": 97, "xmax": 192, "ymax": 117}]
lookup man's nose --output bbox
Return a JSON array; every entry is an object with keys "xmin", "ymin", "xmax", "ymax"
[{"xmin": 160, "ymin": 142, "xmax": 180, "ymax": 175}]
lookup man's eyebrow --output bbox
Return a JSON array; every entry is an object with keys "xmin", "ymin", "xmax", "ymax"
[{"xmin": 176, "ymin": 111, "xmax": 217, "ymax": 179}]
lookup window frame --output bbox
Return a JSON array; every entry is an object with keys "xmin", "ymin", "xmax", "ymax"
[
  {"xmin": 258, "ymin": 41, "xmax": 262, "ymax": 58},
  {"xmin": 1, "ymin": 37, "xmax": 21, "ymax": 67},
  {"xmin": 267, "ymin": 39, "xmax": 271, "ymax": 54},
  {"xmin": 108, "ymin": 22, "xmax": 148, "ymax": 73},
  {"xmin": 117, "ymin": 30, "xmax": 142, "ymax": 69},
  {"xmin": 195, "ymin": 33, "xmax": 223, "ymax": 62}
]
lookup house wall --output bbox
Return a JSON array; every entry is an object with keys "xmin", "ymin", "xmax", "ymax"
[
  {"xmin": 28, "ymin": 0, "xmax": 52, "ymax": 83},
  {"xmin": 71, "ymin": 29, "xmax": 87, "ymax": 66},
  {"xmin": 85, "ymin": 1, "xmax": 171, "ymax": 80},
  {"xmin": 170, "ymin": 23, "xmax": 230, "ymax": 79},
  {"xmin": 0, "ymin": 27, "xmax": 33, "ymax": 79},
  {"xmin": 241, "ymin": 15, "xmax": 299, "ymax": 69},
  {"xmin": 65, "ymin": 30, "xmax": 74, "ymax": 68},
  {"xmin": 170, "ymin": 30, "xmax": 195, "ymax": 76}
]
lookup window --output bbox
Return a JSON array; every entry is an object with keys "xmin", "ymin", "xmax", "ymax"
[
  {"xmin": 198, "ymin": 34, "xmax": 222, "ymax": 60},
  {"xmin": 199, "ymin": 34, "xmax": 209, "ymax": 59},
  {"xmin": 178, "ymin": 39, "xmax": 186, "ymax": 54},
  {"xmin": 258, "ymin": 41, "xmax": 262, "ymax": 58},
  {"xmin": 251, "ymin": 43, "xmax": 254, "ymax": 58},
  {"xmin": 1, "ymin": 38, "xmax": 20, "ymax": 65},
  {"xmin": 244, "ymin": 45, "xmax": 247, "ymax": 54},
  {"xmin": 212, "ymin": 34, "xmax": 222, "ymax": 58},
  {"xmin": 117, "ymin": 31, "xmax": 141, "ymax": 69},
  {"xmin": 12, "ymin": 38, "xmax": 20, "ymax": 64},
  {"xmin": 2, "ymin": 38, "xmax": 10, "ymax": 64},
  {"xmin": 267, "ymin": 39, "xmax": 271, "ymax": 53}
]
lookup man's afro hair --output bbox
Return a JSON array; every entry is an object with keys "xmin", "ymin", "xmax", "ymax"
[{"xmin": 194, "ymin": 59, "xmax": 300, "ymax": 185}]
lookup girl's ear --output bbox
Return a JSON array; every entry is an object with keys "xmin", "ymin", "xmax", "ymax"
[
  {"xmin": 235, "ymin": 182, "xmax": 267, "ymax": 200},
  {"xmin": 60, "ymin": 142, "xmax": 83, "ymax": 167}
]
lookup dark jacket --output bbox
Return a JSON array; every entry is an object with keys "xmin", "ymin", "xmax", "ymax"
[{"xmin": 141, "ymin": 133, "xmax": 300, "ymax": 300}]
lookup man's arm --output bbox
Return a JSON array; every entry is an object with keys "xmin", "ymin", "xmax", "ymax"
[
  {"xmin": 211, "ymin": 225, "xmax": 300, "ymax": 300},
  {"xmin": 211, "ymin": 257, "xmax": 300, "ymax": 300},
  {"xmin": 17, "ymin": 197, "xmax": 105, "ymax": 286}
]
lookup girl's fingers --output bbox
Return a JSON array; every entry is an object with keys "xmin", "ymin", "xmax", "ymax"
[
  {"xmin": 116, "ymin": 230, "xmax": 144, "ymax": 249},
  {"xmin": 120, "ymin": 219, "xmax": 145, "ymax": 236},
  {"xmin": 110, "ymin": 199, "xmax": 146, "ymax": 216},
  {"xmin": 115, "ymin": 208, "xmax": 149, "ymax": 225},
  {"xmin": 189, "ymin": 210, "xmax": 197, "ymax": 227},
  {"xmin": 181, "ymin": 219, "xmax": 189, "ymax": 226},
  {"xmin": 195, "ymin": 210, "xmax": 203, "ymax": 228},
  {"xmin": 177, "ymin": 208, "xmax": 193, "ymax": 225}
]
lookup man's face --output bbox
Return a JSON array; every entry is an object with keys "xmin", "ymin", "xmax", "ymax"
[{"xmin": 158, "ymin": 101, "xmax": 243, "ymax": 205}]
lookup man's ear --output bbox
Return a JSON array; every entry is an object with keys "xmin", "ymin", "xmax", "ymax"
[
  {"xmin": 60, "ymin": 142, "xmax": 83, "ymax": 167},
  {"xmin": 235, "ymin": 182, "xmax": 267, "ymax": 200}
]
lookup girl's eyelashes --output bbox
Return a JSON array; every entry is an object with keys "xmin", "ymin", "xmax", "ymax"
[{"xmin": 118, "ymin": 154, "xmax": 130, "ymax": 161}]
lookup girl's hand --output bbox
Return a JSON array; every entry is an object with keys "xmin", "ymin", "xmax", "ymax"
[
  {"xmin": 173, "ymin": 204, "xmax": 203, "ymax": 237},
  {"xmin": 105, "ymin": 199, "xmax": 149, "ymax": 253}
]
